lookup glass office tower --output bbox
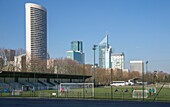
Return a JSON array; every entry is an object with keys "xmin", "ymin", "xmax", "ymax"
[
  {"xmin": 99, "ymin": 35, "xmax": 112, "ymax": 68},
  {"xmin": 66, "ymin": 41, "xmax": 85, "ymax": 64},
  {"xmin": 71, "ymin": 41, "xmax": 83, "ymax": 52}
]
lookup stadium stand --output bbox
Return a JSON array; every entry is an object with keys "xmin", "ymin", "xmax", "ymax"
[{"xmin": 0, "ymin": 71, "xmax": 91, "ymax": 92}]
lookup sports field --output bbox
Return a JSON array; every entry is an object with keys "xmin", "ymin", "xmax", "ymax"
[{"xmin": 0, "ymin": 86, "xmax": 170, "ymax": 102}]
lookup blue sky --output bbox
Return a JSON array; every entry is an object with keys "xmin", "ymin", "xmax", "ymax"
[{"xmin": 0, "ymin": 0, "xmax": 170, "ymax": 73}]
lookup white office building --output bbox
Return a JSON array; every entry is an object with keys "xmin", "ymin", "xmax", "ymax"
[
  {"xmin": 14, "ymin": 54, "xmax": 26, "ymax": 71},
  {"xmin": 25, "ymin": 3, "xmax": 47, "ymax": 68},
  {"xmin": 130, "ymin": 60, "xmax": 144, "ymax": 73},
  {"xmin": 111, "ymin": 53, "xmax": 125, "ymax": 70}
]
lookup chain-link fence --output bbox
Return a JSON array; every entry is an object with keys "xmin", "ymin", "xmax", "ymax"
[{"xmin": 0, "ymin": 83, "xmax": 170, "ymax": 102}]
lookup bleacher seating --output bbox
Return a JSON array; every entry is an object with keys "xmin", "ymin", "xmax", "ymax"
[
  {"xmin": 38, "ymin": 80, "xmax": 54, "ymax": 87},
  {"xmin": 0, "ymin": 82, "xmax": 10, "ymax": 92},
  {"xmin": 7, "ymin": 82, "xmax": 22, "ymax": 90},
  {"xmin": 0, "ymin": 80, "xmax": 59, "ymax": 91}
]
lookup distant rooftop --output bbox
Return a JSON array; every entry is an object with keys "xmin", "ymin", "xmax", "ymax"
[{"xmin": 130, "ymin": 60, "xmax": 144, "ymax": 63}]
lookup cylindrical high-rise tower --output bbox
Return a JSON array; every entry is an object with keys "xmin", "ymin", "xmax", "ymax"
[{"xmin": 26, "ymin": 3, "xmax": 47, "ymax": 70}]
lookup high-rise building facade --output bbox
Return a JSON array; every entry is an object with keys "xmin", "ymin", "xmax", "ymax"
[
  {"xmin": 0, "ymin": 49, "xmax": 16, "ymax": 66},
  {"xmin": 1, "ymin": 49, "xmax": 16, "ymax": 61},
  {"xmin": 66, "ymin": 41, "xmax": 85, "ymax": 64},
  {"xmin": 71, "ymin": 41, "xmax": 83, "ymax": 52},
  {"xmin": 99, "ymin": 35, "xmax": 112, "ymax": 68},
  {"xmin": 4, "ymin": 49, "xmax": 16, "ymax": 61},
  {"xmin": 14, "ymin": 54, "xmax": 26, "ymax": 71},
  {"xmin": 111, "ymin": 52, "xmax": 125, "ymax": 70},
  {"xmin": 130, "ymin": 60, "xmax": 144, "ymax": 73},
  {"xmin": 25, "ymin": 3, "xmax": 47, "ymax": 68},
  {"xmin": 66, "ymin": 50, "xmax": 84, "ymax": 64}
]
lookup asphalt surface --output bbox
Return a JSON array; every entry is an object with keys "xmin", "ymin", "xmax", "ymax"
[{"xmin": 0, "ymin": 98, "xmax": 170, "ymax": 107}]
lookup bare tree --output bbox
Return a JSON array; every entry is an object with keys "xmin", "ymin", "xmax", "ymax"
[
  {"xmin": 25, "ymin": 54, "xmax": 47, "ymax": 73},
  {"xmin": 122, "ymin": 71, "xmax": 129, "ymax": 81},
  {"xmin": 129, "ymin": 71, "xmax": 140, "ymax": 79},
  {"xmin": 15, "ymin": 48, "xmax": 25, "ymax": 56},
  {"xmin": 0, "ymin": 57, "xmax": 4, "ymax": 72}
]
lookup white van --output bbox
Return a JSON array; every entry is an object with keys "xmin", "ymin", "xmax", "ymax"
[{"xmin": 110, "ymin": 81, "xmax": 126, "ymax": 86}]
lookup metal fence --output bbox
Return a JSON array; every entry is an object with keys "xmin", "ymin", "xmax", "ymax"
[{"xmin": 0, "ymin": 85, "xmax": 170, "ymax": 102}]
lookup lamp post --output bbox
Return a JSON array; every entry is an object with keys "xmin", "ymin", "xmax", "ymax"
[
  {"xmin": 55, "ymin": 66, "xmax": 58, "ymax": 97},
  {"xmin": 92, "ymin": 45, "xmax": 97, "ymax": 97},
  {"xmin": 83, "ymin": 63, "xmax": 85, "ymax": 98},
  {"xmin": 146, "ymin": 61, "xmax": 148, "ymax": 73},
  {"xmin": 142, "ymin": 61, "xmax": 144, "ymax": 101},
  {"xmin": 110, "ymin": 68, "xmax": 113, "ymax": 99},
  {"xmin": 120, "ymin": 53, "xmax": 124, "ymax": 72},
  {"xmin": 142, "ymin": 61, "xmax": 148, "ymax": 101},
  {"xmin": 145, "ymin": 61, "xmax": 149, "ymax": 86}
]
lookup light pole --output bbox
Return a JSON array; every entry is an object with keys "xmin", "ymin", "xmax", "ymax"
[
  {"xmin": 83, "ymin": 63, "xmax": 85, "ymax": 98},
  {"xmin": 92, "ymin": 45, "xmax": 97, "ymax": 97},
  {"xmin": 142, "ymin": 61, "xmax": 148, "ymax": 101},
  {"xmin": 55, "ymin": 66, "xmax": 58, "ymax": 97},
  {"xmin": 146, "ymin": 61, "xmax": 148, "ymax": 74},
  {"xmin": 120, "ymin": 53, "xmax": 123, "ymax": 72},
  {"xmin": 142, "ymin": 61, "xmax": 144, "ymax": 101},
  {"xmin": 110, "ymin": 68, "xmax": 113, "ymax": 99},
  {"xmin": 145, "ymin": 61, "xmax": 149, "ymax": 85}
]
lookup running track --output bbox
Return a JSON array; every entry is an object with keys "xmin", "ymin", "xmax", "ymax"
[{"xmin": 0, "ymin": 98, "xmax": 170, "ymax": 107}]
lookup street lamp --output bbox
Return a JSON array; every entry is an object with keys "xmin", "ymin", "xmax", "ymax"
[
  {"xmin": 55, "ymin": 65, "xmax": 58, "ymax": 97},
  {"xmin": 120, "ymin": 52, "xmax": 124, "ymax": 72},
  {"xmin": 92, "ymin": 44, "xmax": 97, "ymax": 97},
  {"xmin": 110, "ymin": 68, "xmax": 113, "ymax": 99},
  {"xmin": 142, "ymin": 61, "xmax": 145, "ymax": 101},
  {"xmin": 83, "ymin": 63, "xmax": 85, "ymax": 98},
  {"xmin": 142, "ymin": 61, "xmax": 148, "ymax": 101},
  {"xmin": 146, "ymin": 61, "xmax": 148, "ymax": 73}
]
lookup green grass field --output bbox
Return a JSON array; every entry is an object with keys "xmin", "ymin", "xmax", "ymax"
[{"xmin": 0, "ymin": 86, "xmax": 170, "ymax": 102}]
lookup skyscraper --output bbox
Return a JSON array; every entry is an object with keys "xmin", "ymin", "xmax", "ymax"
[
  {"xmin": 71, "ymin": 41, "xmax": 83, "ymax": 52},
  {"xmin": 66, "ymin": 41, "xmax": 85, "ymax": 64},
  {"xmin": 26, "ymin": 3, "xmax": 47, "ymax": 69},
  {"xmin": 99, "ymin": 35, "xmax": 112, "ymax": 68},
  {"xmin": 111, "ymin": 52, "xmax": 125, "ymax": 70},
  {"xmin": 0, "ymin": 49, "xmax": 16, "ymax": 66},
  {"xmin": 130, "ymin": 60, "xmax": 144, "ymax": 73},
  {"xmin": 66, "ymin": 50, "xmax": 85, "ymax": 64},
  {"xmin": 14, "ymin": 54, "xmax": 26, "ymax": 71}
]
